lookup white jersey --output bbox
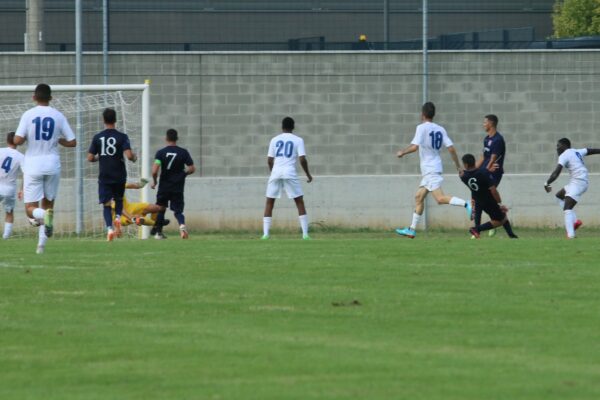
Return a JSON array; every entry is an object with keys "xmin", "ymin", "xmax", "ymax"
[
  {"xmin": 558, "ymin": 148, "xmax": 588, "ymax": 183},
  {"xmin": 15, "ymin": 105, "xmax": 75, "ymax": 175},
  {"xmin": 0, "ymin": 147, "xmax": 24, "ymax": 196},
  {"xmin": 410, "ymin": 121, "xmax": 453, "ymax": 175},
  {"xmin": 267, "ymin": 133, "xmax": 306, "ymax": 179}
]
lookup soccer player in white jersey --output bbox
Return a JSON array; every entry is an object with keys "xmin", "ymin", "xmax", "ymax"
[
  {"xmin": 395, "ymin": 102, "xmax": 471, "ymax": 238},
  {"xmin": 0, "ymin": 132, "xmax": 24, "ymax": 239},
  {"xmin": 544, "ymin": 138, "xmax": 600, "ymax": 239},
  {"xmin": 262, "ymin": 117, "xmax": 313, "ymax": 240},
  {"xmin": 13, "ymin": 83, "xmax": 76, "ymax": 253}
]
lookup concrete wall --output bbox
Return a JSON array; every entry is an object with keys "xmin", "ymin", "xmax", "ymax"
[{"xmin": 1, "ymin": 50, "xmax": 600, "ymax": 230}]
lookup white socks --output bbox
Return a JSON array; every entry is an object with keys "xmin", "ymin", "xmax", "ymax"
[
  {"xmin": 564, "ymin": 209, "xmax": 576, "ymax": 238},
  {"xmin": 32, "ymin": 208, "xmax": 45, "ymax": 220},
  {"xmin": 3, "ymin": 222, "xmax": 12, "ymax": 239},
  {"xmin": 449, "ymin": 197, "xmax": 467, "ymax": 207},
  {"xmin": 263, "ymin": 217, "xmax": 272, "ymax": 237},
  {"xmin": 556, "ymin": 198, "xmax": 565, "ymax": 209},
  {"xmin": 410, "ymin": 213, "xmax": 421, "ymax": 230},
  {"xmin": 38, "ymin": 224, "xmax": 48, "ymax": 248},
  {"xmin": 299, "ymin": 215, "xmax": 309, "ymax": 236}
]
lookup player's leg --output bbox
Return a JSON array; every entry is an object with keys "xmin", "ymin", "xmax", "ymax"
[
  {"xmin": 2, "ymin": 195, "xmax": 15, "ymax": 239},
  {"xmin": 396, "ymin": 186, "xmax": 428, "ymax": 238},
  {"xmin": 469, "ymin": 204, "xmax": 507, "ymax": 238},
  {"xmin": 98, "ymin": 182, "xmax": 116, "ymax": 240},
  {"xmin": 153, "ymin": 190, "xmax": 169, "ymax": 239},
  {"xmin": 170, "ymin": 193, "xmax": 188, "ymax": 239},
  {"xmin": 40, "ymin": 174, "xmax": 60, "ymax": 238},
  {"xmin": 562, "ymin": 182, "xmax": 585, "ymax": 238},
  {"xmin": 263, "ymin": 178, "xmax": 282, "ymax": 239},
  {"xmin": 285, "ymin": 178, "xmax": 309, "ymax": 239},
  {"xmin": 112, "ymin": 184, "xmax": 126, "ymax": 238}
]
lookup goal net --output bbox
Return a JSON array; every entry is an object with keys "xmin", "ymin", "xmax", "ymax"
[{"xmin": 0, "ymin": 84, "xmax": 150, "ymax": 238}]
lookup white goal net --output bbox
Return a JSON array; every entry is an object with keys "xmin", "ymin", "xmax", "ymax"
[{"xmin": 0, "ymin": 84, "xmax": 150, "ymax": 238}]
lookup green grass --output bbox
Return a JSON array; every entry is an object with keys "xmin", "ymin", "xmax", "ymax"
[{"xmin": 1, "ymin": 231, "xmax": 599, "ymax": 399}]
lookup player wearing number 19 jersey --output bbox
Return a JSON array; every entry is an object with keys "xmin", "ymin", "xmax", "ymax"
[
  {"xmin": 262, "ymin": 117, "xmax": 313, "ymax": 240},
  {"xmin": 87, "ymin": 108, "xmax": 137, "ymax": 241},
  {"xmin": 13, "ymin": 83, "xmax": 76, "ymax": 254},
  {"xmin": 395, "ymin": 102, "xmax": 471, "ymax": 239}
]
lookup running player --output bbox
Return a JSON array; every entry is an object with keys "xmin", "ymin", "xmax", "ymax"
[
  {"xmin": 395, "ymin": 102, "xmax": 471, "ymax": 238},
  {"xmin": 544, "ymin": 138, "xmax": 600, "ymax": 239},
  {"xmin": 0, "ymin": 132, "xmax": 24, "ymax": 239},
  {"xmin": 13, "ymin": 83, "xmax": 76, "ymax": 254},
  {"xmin": 262, "ymin": 117, "xmax": 313, "ymax": 240}
]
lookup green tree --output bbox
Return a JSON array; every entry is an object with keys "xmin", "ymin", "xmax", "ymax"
[{"xmin": 552, "ymin": 0, "xmax": 600, "ymax": 38}]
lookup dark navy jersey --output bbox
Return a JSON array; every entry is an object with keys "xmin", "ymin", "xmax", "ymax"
[
  {"xmin": 88, "ymin": 129, "xmax": 131, "ymax": 184},
  {"xmin": 155, "ymin": 145, "xmax": 194, "ymax": 193},
  {"xmin": 482, "ymin": 132, "xmax": 506, "ymax": 174},
  {"xmin": 461, "ymin": 168, "xmax": 497, "ymax": 205}
]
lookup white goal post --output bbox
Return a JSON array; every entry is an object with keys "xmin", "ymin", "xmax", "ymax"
[{"xmin": 0, "ymin": 83, "xmax": 151, "ymax": 239}]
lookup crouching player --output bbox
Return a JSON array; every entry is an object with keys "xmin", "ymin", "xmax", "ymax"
[
  {"xmin": 111, "ymin": 180, "xmax": 170, "ymax": 231},
  {"xmin": 460, "ymin": 154, "xmax": 517, "ymax": 239}
]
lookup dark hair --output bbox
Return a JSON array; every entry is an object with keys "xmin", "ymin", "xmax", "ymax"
[
  {"xmin": 558, "ymin": 138, "xmax": 571, "ymax": 148},
  {"xmin": 103, "ymin": 108, "xmax": 117, "ymax": 124},
  {"xmin": 6, "ymin": 132, "xmax": 15, "ymax": 146},
  {"xmin": 485, "ymin": 114, "xmax": 499, "ymax": 127},
  {"xmin": 34, "ymin": 83, "xmax": 52, "ymax": 102},
  {"xmin": 462, "ymin": 153, "xmax": 476, "ymax": 167},
  {"xmin": 282, "ymin": 117, "xmax": 295, "ymax": 131},
  {"xmin": 422, "ymin": 102, "xmax": 435, "ymax": 119},
  {"xmin": 166, "ymin": 128, "xmax": 178, "ymax": 142}
]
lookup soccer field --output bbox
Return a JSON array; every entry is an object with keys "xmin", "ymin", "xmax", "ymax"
[{"xmin": 1, "ymin": 232, "xmax": 599, "ymax": 400}]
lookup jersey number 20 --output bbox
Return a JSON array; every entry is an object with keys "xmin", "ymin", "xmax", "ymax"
[
  {"xmin": 275, "ymin": 141, "xmax": 294, "ymax": 157},
  {"xmin": 32, "ymin": 117, "xmax": 55, "ymax": 141}
]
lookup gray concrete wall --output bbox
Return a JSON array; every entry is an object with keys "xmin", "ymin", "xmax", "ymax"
[{"xmin": 1, "ymin": 50, "xmax": 600, "ymax": 230}]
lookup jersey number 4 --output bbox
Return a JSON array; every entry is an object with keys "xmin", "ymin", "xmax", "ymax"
[
  {"xmin": 275, "ymin": 141, "xmax": 294, "ymax": 157},
  {"xmin": 32, "ymin": 117, "xmax": 55, "ymax": 141},
  {"xmin": 1, "ymin": 156, "xmax": 12, "ymax": 173},
  {"xmin": 429, "ymin": 131, "xmax": 443, "ymax": 150}
]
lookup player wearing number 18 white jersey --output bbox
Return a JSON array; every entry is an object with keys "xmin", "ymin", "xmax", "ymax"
[
  {"xmin": 13, "ymin": 84, "xmax": 76, "ymax": 253},
  {"xmin": 262, "ymin": 117, "xmax": 313, "ymax": 240},
  {"xmin": 395, "ymin": 102, "xmax": 471, "ymax": 239}
]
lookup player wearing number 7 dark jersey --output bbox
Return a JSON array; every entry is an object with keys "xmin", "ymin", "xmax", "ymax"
[
  {"xmin": 87, "ymin": 108, "xmax": 137, "ymax": 241},
  {"xmin": 151, "ymin": 129, "xmax": 195, "ymax": 239},
  {"xmin": 395, "ymin": 102, "xmax": 471, "ymax": 239},
  {"xmin": 13, "ymin": 83, "xmax": 77, "ymax": 254}
]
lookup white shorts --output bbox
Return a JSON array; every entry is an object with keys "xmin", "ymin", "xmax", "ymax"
[
  {"xmin": 266, "ymin": 177, "xmax": 303, "ymax": 199},
  {"xmin": 419, "ymin": 173, "xmax": 444, "ymax": 192},
  {"xmin": 564, "ymin": 180, "xmax": 588, "ymax": 202},
  {"xmin": 23, "ymin": 173, "xmax": 60, "ymax": 203},
  {"xmin": 0, "ymin": 194, "xmax": 16, "ymax": 213}
]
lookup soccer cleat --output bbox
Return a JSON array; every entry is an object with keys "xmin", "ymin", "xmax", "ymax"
[
  {"xmin": 150, "ymin": 226, "xmax": 157, "ymax": 236},
  {"xmin": 488, "ymin": 228, "xmax": 497, "ymax": 237},
  {"xmin": 260, "ymin": 235, "xmax": 270, "ymax": 240},
  {"xmin": 44, "ymin": 208, "xmax": 54, "ymax": 237},
  {"xmin": 114, "ymin": 218, "xmax": 122, "ymax": 237},
  {"xmin": 395, "ymin": 227, "xmax": 416, "ymax": 238},
  {"xmin": 163, "ymin": 219, "xmax": 171, "ymax": 227},
  {"xmin": 469, "ymin": 227, "xmax": 480, "ymax": 239},
  {"xmin": 179, "ymin": 225, "xmax": 189, "ymax": 239},
  {"xmin": 574, "ymin": 219, "xmax": 583, "ymax": 231},
  {"xmin": 36, "ymin": 245, "xmax": 45, "ymax": 254},
  {"xmin": 302, "ymin": 234, "xmax": 311, "ymax": 240},
  {"xmin": 470, "ymin": 235, "xmax": 477, "ymax": 240},
  {"xmin": 134, "ymin": 217, "xmax": 145, "ymax": 226},
  {"xmin": 107, "ymin": 228, "xmax": 115, "ymax": 242},
  {"xmin": 154, "ymin": 232, "xmax": 167, "ymax": 240},
  {"xmin": 139, "ymin": 178, "xmax": 149, "ymax": 187},
  {"xmin": 465, "ymin": 202, "xmax": 473, "ymax": 220}
]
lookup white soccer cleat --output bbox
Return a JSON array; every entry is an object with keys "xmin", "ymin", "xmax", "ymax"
[
  {"xmin": 36, "ymin": 245, "xmax": 45, "ymax": 254},
  {"xmin": 179, "ymin": 224, "xmax": 189, "ymax": 239},
  {"xmin": 154, "ymin": 232, "xmax": 167, "ymax": 240},
  {"xmin": 107, "ymin": 228, "xmax": 115, "ymax": 242}
]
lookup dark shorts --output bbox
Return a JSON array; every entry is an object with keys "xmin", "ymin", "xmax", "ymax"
[
  {"xmin": 490, "ymin": 172, "xmax": 503, "ymax": 187},
  {"xmin": 156, "ymin": 191, "xmax": 184, "ymax": 214},
  {"xmin": 481, "ymin": 201, "xmax": 505, "ymax": 222},
  {"xmin": 98, "ymin": 182, "xmax": 125, "ymax": 204}
]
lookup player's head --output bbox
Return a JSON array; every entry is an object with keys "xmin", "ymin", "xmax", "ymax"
[
  {"xmin": 33, "ymin": 83, "xmax": 52, "ymax": 103},
  {"xmin": 421, "ymin": 102, "xmax": 435, "ymax": 120},
  {"xmin": 557, "ymin": 138, "xmax": 571, "ymax": 155},
  {"xmin": 166, "ymin": 128, "xmax": 178, "ymax": 142},
  {"xmin": 103, "ymin": 108, "xmax": 117, "ymax": 125},
  {"xmin": 282, "ymin": 117, "xmax": 295, "ymax": 132},
  {"xmin": 462, "ymin": 153, "xmax": 476, "ymax": 169},
  {"xmin": 484, "ymin": 114, "xmax": 498, "ymax": 131},
  {"xmin": 6, "ymin": 131, "xmax": 16, "ymax": 147}
]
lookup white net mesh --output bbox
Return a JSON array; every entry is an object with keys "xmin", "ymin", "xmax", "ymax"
[{"xmin": 0, "ymin": 90, "xmax": 144, "ymax": 238}]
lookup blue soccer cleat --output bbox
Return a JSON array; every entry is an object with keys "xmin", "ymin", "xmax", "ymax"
[
  {"xmin": 465, "ymin": 202, "xmax": 473, "ymax": 220},
  {"xmin": 395, "ymin": 227, "xmax": 416, "ymax": 238}
]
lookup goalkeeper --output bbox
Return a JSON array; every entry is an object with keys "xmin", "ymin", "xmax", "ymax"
[{"xmin": 112, "ymin": 178, "xmax": 170, "ymax": 230}]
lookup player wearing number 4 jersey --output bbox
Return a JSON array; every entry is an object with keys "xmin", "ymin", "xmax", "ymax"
[
  {"xmin": 151, "ymin": 129, "xmax": 195, "ymax": 239},
  {"xmin": 13, "ymin": 83, "xmax": 76, "ymax": 254},
  {"xmin": 0, "ymin": 132, "xmax": 25, "ymax": 239},
  {"xmin": 87, "ymin": 108, "xmax": 137, "ymax": 241},
  {"xmin": 262, "ymin": 117, "xmax": 313, "ymax": 240},
  {"xmin": 395, "ymin": 102, "xmax": 471, "ymax": 239}
]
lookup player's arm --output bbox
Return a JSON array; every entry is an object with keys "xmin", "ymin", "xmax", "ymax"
[
  {"xmin": 185, "ymin": 164, "xmax": 196, "ymax": 176},
  {"xmin": 544, "ymin": 164, "xmax": 563, "ymax": 193},
  {"xmin": 485, "ymin": 153, "xmax": 500, "ymax": 172},
  {"xmin": 446, "ymin": 146, "xmax": 463, "ymax": 173},
  {"xmin": 151, "ymin": 160, "xmax": 161, "ymax": 189},
  {"xmin": 585, "ymin": 148, "xmax": 600, "ymax": 155},
  {"xmin": 396, "ymin": 144, "xmax": 418, "ymax": 158},
  {"xmin": 59, "ymin": 115, "xmax": 77, "ymax": 147},
  {"xmin": 86, "ymin": 153, "xmax": 98, "ymax": 162},
  {"xmin": 124, "ymin": 149, "xmax": 137, "ymax": 163},
  {"xmin": 489, "ymin": 185, "xmax": 508, "ymax": 213},
  {"xmin": 267, "ymin": 156, "xmax": 274, "ymax": 172},
  {"xmin": 299, "ymin": 156, "xmax": 313, "ymax": 183},
  {"xmin": 475, "ymin": 154, "xmax": 485, "ymax": 169},
  {"xmin": 59, "ymin": 138, "xmax": 77, "ymax": 147}
]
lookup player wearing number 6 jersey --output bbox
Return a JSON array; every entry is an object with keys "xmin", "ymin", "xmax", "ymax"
[
  {"xmin": 395, "ymin": 102, "xmax": 471, "ymax": 239},
  {"xmin": 151, "ymin": 129, "xmax": 195, "ymax": 239},
  {"xmin": 87, "ymin": 108, "xmax": 137, "ymax": 241},
  {"xmin": 13, "ymin": 83, "xmax": 76, "ymax": 254},
  {"xmin": 262, "ymin": 117, "xmax": 313, "ymax": 240}
]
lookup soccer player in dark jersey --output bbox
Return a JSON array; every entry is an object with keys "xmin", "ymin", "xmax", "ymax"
[
  {"xmin": 472, "ymin": 114, "xmax": 517, "ymax": 238},
  {"xmin": 461, "ymin": 153, "xmax": 517, "ymax": 239},
  {"xmin": 151, "ymin": 129, "xmax": 195, "ymax": 239},
  {"xmin": 87, "ymin": 108, "xmax": 137, "ymax": 241}
]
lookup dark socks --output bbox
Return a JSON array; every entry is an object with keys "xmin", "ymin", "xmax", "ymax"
[
  {"xmin": 155, "ymin": 211, "xmax": 166, "ymax": 233},
  {"xmin": 174, "ymin": 212, "xmax": 185, "ymax": 225},
  {"xmin": 475, "ymin": 222, "xmax": 494, "ymax": 233},
  {"xmin": 103, "ymin": 206, "xmax": 113, "ymax": 228},
  {"xmin": 114, "ymin": 197, "xmax": 123, "ymax": 218},
  {"xmin": 503, "ymin": 221, "xmax": 518, "ymax": 238}
]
